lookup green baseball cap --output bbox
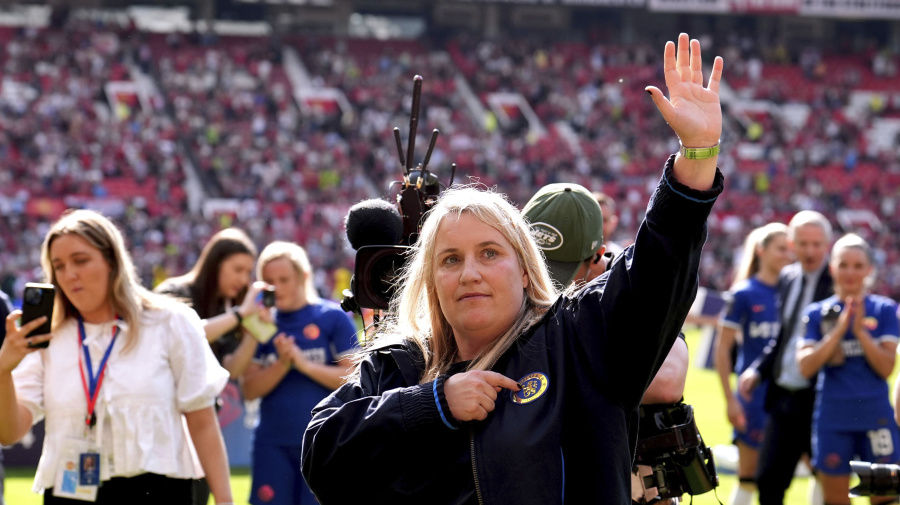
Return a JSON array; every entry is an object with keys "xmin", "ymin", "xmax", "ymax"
[{"xmin": 522, "ymin": 183, "xmax": 604, "ymax": 287}]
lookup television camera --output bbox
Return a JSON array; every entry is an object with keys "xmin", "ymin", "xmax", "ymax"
[
  {"xmin": 633, "ymin": 403, "xmax": 719, "ymax": 503},
  {"xmin": 341, "ymin": 75, "xmax": 455, "ymax": 316},
  {"xmin": 850, "ymin": 461, "xmax": 900, "ymax": 497}
]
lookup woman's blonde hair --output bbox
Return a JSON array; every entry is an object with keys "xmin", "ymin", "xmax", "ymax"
[
  {"xmin": 40, "ymin": 209, "xmax": 169, "ymax": 351},
  {"xmin": 369, "ymin": 186, "xmax": 558, "ymax": 383},
  {"xmin": 731, "ymin": 222, "xmax": 789, "ymax": 289},
  {"xmin": 257, "ymin": 241, "xmax": 319, "ymax": 303}
]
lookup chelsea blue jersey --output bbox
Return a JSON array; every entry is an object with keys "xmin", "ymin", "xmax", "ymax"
[
  {"xmin": 803, "ymin": 294, "xmax": 900, "ymax": 430},
  {"xmin": 722, "ymin": 277, "xmax": 781, "ymax": 374},
  {"xmin": 253, "ymin": 299, "xmax": 359, "ymax": 445}
]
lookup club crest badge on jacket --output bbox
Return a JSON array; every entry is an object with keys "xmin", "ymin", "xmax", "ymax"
[{"xmin": 511, "ymin": 372, "xmax": 549, "ymax": 404}]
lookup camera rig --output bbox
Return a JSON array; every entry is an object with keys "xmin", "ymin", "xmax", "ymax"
[
  {"xmin": 342, "ymin": 75, "xmax": 455, "ymax": 315},
  {"xmin": 633, "ymin": 402, "xmax": 718, "ymax": 502}
]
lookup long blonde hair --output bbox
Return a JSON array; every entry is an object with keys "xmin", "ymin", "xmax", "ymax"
[
  {"xmin": 731, "ymin": 222, "xmax": 788, "ymax": 289},
  {"xmin": 40, "ymin": 209, "xmax": 169, "ymax": 352},
  {"xmin": 366, "ymin": 187, "xmax": 558, "ymax": 383}
]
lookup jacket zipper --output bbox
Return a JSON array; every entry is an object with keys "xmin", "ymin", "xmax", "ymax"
[
  {"xmin": 470, "ymin": 425, "xmax": 484, "ymax": 505},
  {"xmin": 470, "ymin": 343, "xmax": 512, "ymax": 505}
]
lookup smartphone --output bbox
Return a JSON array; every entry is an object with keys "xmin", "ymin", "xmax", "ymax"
[
  {"xmin": 261, "ymin": 286, "xmax": 276, "ymax": 308},
  {"xmin": 22, "ymin": 282, "xmax": 55, "ymax": 348}
]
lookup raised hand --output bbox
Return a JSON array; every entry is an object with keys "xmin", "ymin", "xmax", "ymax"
[
  {"xmin": 444, "ymin": 370, "xmax": 520, "ymax": 422},
  {"xmin": 239, "ymin": 281, "xmax": 269, "ymax": 318},
  {"xmin": 1, "ymin": 311, "xmax": 52, "ymax": 374},
  {"xmin": 646, "ymin": 33, "xmax": 723, "ymax": 148}
]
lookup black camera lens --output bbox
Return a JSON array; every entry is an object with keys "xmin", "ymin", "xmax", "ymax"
[
  {"xmin": 24, "ymin": 287, "xmax": 43, "ymax": 306},
  {"xmin": 851, "ymin": 461, "xmax": 900, "ymax": 497}
]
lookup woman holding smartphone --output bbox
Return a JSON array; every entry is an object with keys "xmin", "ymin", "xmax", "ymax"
[
  {"xmin": 0, "ymin": 209, "xmax": 232, "ymax": 504},
  {"xmin": 155, "ymin": 227, "xmax": 266, "ymax": 379}
]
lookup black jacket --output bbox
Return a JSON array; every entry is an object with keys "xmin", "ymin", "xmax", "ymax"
[
  {"xmin": 301, "ymin": 157, "xmax": 723, "ymax": 505},
  {"xmin": 749, "ymin": 261, "xmax": 833, "ymax": 410}
]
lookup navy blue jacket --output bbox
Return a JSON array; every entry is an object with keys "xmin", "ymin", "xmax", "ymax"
[{"xmin": 302, "ymin": 157, "xmax": 723, "ymax": 504}]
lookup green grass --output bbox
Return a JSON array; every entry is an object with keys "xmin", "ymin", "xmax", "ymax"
[
  {"xmin": 682, "ymin": 327, "xmax": 892, "ymax": 505},
  {"xmin": 3, "ymin": 327, "xmax": 893, "ymax": 504}
]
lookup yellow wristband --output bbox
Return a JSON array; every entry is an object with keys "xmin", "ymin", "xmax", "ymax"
[{"xmin": 679, "ymin": 142, "xmax": 720, "ymax": 160}]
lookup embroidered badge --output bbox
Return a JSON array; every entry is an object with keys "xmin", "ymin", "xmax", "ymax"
[
  {"xmin": 303, "ymin": 324, "xmax": 321, "ymax": 340},
  {"xmin": 511, "ymin": 372, "xmax": 549, "ymax": 404},
  {"xmin": 864, "ymin": 316, "xmax": 878, "ymax": 331}
]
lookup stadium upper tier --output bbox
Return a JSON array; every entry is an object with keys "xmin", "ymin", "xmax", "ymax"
[{"xmin": 1, "ymin": 20, "xmax": 899, "ymax": 302}]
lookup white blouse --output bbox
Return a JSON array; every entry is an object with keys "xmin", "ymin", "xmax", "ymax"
[{"xmin": 12, "ymin": 302, "xmax": 229, "ymax": 492}]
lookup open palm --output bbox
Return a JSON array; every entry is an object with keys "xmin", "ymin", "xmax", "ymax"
[{"xmin": 647, "ymin": 33, "xmax": 723, "ymax": 148}]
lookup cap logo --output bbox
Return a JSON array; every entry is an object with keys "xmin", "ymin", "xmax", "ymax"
[{"xmin": 531, "ymin": 223, "xmax": 563, "ymax": 251}]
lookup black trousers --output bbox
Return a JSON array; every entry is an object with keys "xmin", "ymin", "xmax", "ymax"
[
  {"xmin": 756, "ymin": 384, "xmax": 816, "ymax": 505},
  {"xmin": 44, "ymin": 473, "xmax": 192, "ymax": 505},
  {"xmin": 191, "ymin": 477, "xmax": 210, "ymax": 505}
]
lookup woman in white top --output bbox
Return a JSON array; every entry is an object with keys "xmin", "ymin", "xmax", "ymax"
[{"xmin": 0, "ymin": 209, "xmax": 233, "ymax": 505}]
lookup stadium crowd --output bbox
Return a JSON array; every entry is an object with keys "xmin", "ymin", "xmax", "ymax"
[{"xmin": 2, "ymin": 15, "xmax": 900, "ymax": 307}]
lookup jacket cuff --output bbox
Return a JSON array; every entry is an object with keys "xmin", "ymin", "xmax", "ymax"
[
  {"xmin": 434, "ymin": 375, "xmax": 459, "ymax": 430},
  {"xmin": 651, "ymin": 155, "xmax": 724, "ymax": 228},
  {"xmin": 398, "ymin": 379, "xmax": 457, "ymax": 431}
]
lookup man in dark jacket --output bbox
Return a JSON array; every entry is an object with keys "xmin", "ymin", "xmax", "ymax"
[{"xmin": 738, "ymin": 210, "xmax": 834, "ymax": 505}]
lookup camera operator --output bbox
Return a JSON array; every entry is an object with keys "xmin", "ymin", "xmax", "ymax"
[
  {"xmin": 301, "ymin": 33, "xmax": 723, "ymax": 504},
  {"xmin": 522, "ymin": 183, "xmax": 691, "ymax": 504}
]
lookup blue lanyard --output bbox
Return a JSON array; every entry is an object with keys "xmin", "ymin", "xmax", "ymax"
[{"xmin": 77, "ymin": 316, "xmax": 120, "ymax": 427}]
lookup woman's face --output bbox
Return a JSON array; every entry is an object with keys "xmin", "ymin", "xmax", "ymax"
[
  {"xmin": 759, "ymin": 234, "xmax": 792, "ymax": 274},
  {"xmin": 831, "ymin": 247, "xmax": 872, "ymax": 295},
  {"xmin": 261, "ymin": 257, "xmax": 304, "ymax": 311},
  {"xmin": 49, "ymin": 233, "xmax": 114, "ymax": 323},
  {"xmin": 433, "ymin": 212, "xmax": 528, "ymax": 359},
  {"xmin": 218, "ymin": 252, "xmax": 254, "ymax": 299}
]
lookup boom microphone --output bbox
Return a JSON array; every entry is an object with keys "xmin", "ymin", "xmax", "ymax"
[{"xmin": 345, "ymin": 199, "xmax": 404, "ymax": 251}]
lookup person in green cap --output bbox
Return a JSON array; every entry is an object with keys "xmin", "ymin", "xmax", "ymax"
[
  {"xmin": 522, "ymin": 182, "xmax": 689, "ymax": 404},
  {"xmin": 523, "ymin": 182, "xmax": 691, "ymax": 504}
]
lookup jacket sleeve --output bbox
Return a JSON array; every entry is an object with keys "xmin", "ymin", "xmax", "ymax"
[
  {"xmin": 300, "ymin": 347, "xmax": 454, "ymax": 502},
  {"xmin": 566, "ymin": 155, "xmax": 723, "ymax": 412}
]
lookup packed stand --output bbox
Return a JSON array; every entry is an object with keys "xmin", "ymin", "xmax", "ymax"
[{"xmin": 3, "ymin": 19, "xmax": 900, "ymax": 305}]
